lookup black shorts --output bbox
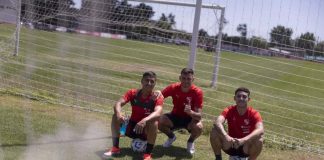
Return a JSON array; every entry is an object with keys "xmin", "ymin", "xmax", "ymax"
[
  {"xmin": 224, "ymin": 145, "xmax": 249, "ymax": 157},
  {"xmin": 125, "ymin": 120, "xmax": 147, "ymax": 140},
  {"xmin": 165, "ymin": 113, "xmax": 192, "ymax": 131}
]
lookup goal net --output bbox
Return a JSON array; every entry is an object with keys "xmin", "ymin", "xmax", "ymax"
[{"xmin": 1, "ymin": 0, "xmax": 324, "ymax": 156}]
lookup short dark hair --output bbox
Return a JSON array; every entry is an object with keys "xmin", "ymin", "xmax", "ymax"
[
  {"xmin": 142, "ymin": 71, "xmax": 157, "ymax": 79},
  {"xmin": 235, "ymin": 87, "xmax": 250, "ymax": 97},
  {"xmin": 181, "ymin": 68, "xmax": 194, "ymax": 75}
]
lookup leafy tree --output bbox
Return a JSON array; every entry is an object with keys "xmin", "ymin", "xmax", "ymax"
[
  {"xmin": 315, "ymin": 41, "xmax": 324, "ymax": 56},
  {"xmin": 21, "ymin": 0, "xmax": 75, "ymax": 22},
  {"xmin": 198, "ymin": 29, "xmax": 209, "ymax": 37},
  {"xmin": 133, "ymin": 3, "xmax": 155, "ymax": 21},
  {"xmin": 167, "ymin": 13, "xmax": 176, "ymax": 28},
  {"xmin": 295, "ymin": 32, "xmax": 316, "ymax": 55},
  {"xmin": 156, "ymin": 13, "xmax": 176, "ymax": 30},
  {"xmin": 237, "ymin": 23, "xmax": 247, "ymax": 37},
  {"xmin": 250, "ymin": 36, "xmax": 268, "ymax": 49},
  {"xmin": 270, "ymin": 25, "xmax": 293, "ymax": 47}
]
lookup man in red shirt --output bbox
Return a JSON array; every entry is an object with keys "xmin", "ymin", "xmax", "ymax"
[
  {"xmin": 103, "ymin": 71, "xmax": 164, "ymax": 160},
  {"xmin": 158, "ymin": 68, "xmax": 203, "ymax": 154},
  {"xmin": 210, "ymin": 87, "xmax": 264, "ymax": 160}
]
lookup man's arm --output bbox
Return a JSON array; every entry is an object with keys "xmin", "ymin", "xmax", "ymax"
[
  {"xmin": 114, "ymin": 97, "xmax": 128, "ymax": 122},
  {"xmin": 214, "ymin": 115, "xmax": 228, "ymax": 137},
  {"xmin": 214, "ymin": 115, "xmax": 236, "ymax": 144},
  {"xmin": 134, "ymin": 105, "xmax": 163, "ymax": 134},
  {"xmin": 184, "ymin": 107, "xmax": 202, "ymax": 121},
  {"xmin": 234, "ymin": 122, "xmax": 264, "ymax": 148}
]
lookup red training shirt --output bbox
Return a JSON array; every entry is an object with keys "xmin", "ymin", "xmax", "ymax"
[
  {"xmin": 162, "ymin": 82, "xmax": 203, "ymax": 118},
  {"xmin": 221, "ymin": 105, "xmax": 262, "ymax": 138},
  {"xmin": 123, "ymin": 89, "xmax": 164, "ymax": 122}
]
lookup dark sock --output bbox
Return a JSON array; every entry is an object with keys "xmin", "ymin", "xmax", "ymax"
[
  {"xmin": 145, "ymin": 143, "xmax": 154, "ymax": 154},
  {"xmin": 167, "ymin": 132, "xmax": 175, "ymax": 139},
  {"xmin": 216, "ymin": 154, "xmax": 222, "ymax": 160},
  {"xmin": 113, "ymin": 137, "xmax": 120, "ymax": 148},
  {"xmin": 187, "ymin": 136, "xmax": 195, "ymax": 143}
]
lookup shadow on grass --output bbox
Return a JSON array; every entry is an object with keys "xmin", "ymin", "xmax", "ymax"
[{"xmin": 96, "ymin": 145, "xmax": 193, "ymax": 160}]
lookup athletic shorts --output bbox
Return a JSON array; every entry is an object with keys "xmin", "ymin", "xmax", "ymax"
[
  {"xmin": 224, "ymin": 145, "xmax": 249, "ymax": 157},
  {"xmin": 125, "ymin": 119, "xmax": 147, "ymax": 140},
  {"xmin": 165, "ymin": 113, "xmax": 192, "ymax": 131}
]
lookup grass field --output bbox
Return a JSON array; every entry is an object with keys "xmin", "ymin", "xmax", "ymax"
[{"xmin": 1, "ymin": 24, "xmax": 324, "ymax": 159}]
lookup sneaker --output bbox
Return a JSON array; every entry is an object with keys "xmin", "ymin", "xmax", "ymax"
[
  {"xmin": 186, "ymin": 142, "xmax": 195, "ymax": 154},
  {"xmin": 163, "ymin": 135, "xmax": 176, "ymax": 147},
  {"xmin": 143, "ymin": 153, "xmax": 152, "ymax": 160},
  {"xmin": 103, "ymin": 146, "xmax": 120, "ymax": 158}
]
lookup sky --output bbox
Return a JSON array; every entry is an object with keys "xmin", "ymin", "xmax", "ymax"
[{"xmin": 73, "ymin": 0, "xmax": 324, "ymax": 41}]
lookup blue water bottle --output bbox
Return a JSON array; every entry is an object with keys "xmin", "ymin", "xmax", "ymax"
[{"xmin": 120, "ymin": 117, "xmax": 129, "ymax": 136}]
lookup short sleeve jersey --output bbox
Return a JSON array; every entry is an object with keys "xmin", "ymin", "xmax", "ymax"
[
  {"xmin": 162, "ymin": 82, "xmax": 203, "ymax": 118},
  {"xmin": 221, "ymin": 105, "xmax": 262, "ymax": 138},
  {"xmin": 123, "ymin": 89, "xmax": 164, "ymax": 122}
]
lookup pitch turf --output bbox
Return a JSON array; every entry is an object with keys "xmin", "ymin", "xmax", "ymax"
[{"xmin": 0, "ymin": 24, "xmax": 324, "ymax": 159}]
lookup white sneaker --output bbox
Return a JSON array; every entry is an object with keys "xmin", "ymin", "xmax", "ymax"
[
  {"xmin": 163, "ymin": 135, "xmax": 176, "ymax": 147},
  {"xmin": 187, "ymin": 142, "xmax": 195, "ymax": 154}
]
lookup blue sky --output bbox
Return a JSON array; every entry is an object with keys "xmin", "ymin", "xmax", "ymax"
[{"xmin": 73, "ymin": 0, "xmax": 324, "ymax": 41}]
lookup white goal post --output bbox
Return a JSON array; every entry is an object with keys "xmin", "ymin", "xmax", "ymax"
[{"xmin": 129, "ymin": 0, "xmax": 226, "ymax": 88}]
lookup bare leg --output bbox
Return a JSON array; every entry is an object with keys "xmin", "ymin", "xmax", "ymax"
[
  {"xmin": 158, "ymin": 114, "xmax": 174, "ymax": 136},
  {"xmin": 210, "ymin": 126, "xmax": 232, "ymax": 158},
  {"xmin": 243, "ymin": 136, "xmax": 263, "ymax": 160},
  {"xmin": 111, "ymin": 114, "xmax": 121, "ymax": 138},
  {"xmin": 145, "ymin": 121, "xmax": 158, "ymax": 144},
  {"xmin": 187, "ymin": 120, "xmax": 203, "ymax": 141}
]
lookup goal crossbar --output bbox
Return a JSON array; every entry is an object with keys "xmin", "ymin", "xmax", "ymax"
[{"xmin": 129, "ymin": 0, "xmax": 225, "ymax": 9}]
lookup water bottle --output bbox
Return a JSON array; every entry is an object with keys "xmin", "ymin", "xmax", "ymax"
[{"xmin": 120, "ymin": 117, "xmax": 129, "ymax": 136}]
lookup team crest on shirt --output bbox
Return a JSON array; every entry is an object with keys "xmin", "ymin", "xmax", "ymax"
[
  {"xmin": 244, "ymin": 119, "xmax": 249, "ymax": 125},
  {"xmin": 186, "ymin": 97, "xmax": 192, "ymax": 103}
]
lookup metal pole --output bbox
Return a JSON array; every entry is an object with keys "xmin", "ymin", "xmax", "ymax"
[
  {"xmin": 188, "ymin": 0, "xmax": 202, "ymax": 70},
  {"xmin": 211, "ymin": 8, "xmax": 225, "ymax": 88},
  {"xmin": 14, "ymin": 0, "xmax": 21, "ymax": 56}
]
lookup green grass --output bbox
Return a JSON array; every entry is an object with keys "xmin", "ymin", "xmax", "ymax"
[
  {"xmin": 1, "ymin": 24, "xmax": 324, "ymax": 159},
  {"xmin": 1, "ymin": 95, "xmax": 323, "ymax": 160}
]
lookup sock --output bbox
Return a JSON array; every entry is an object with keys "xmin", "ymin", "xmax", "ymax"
[
  {"xmin": 145, "ymin": 143, "xmax": 154, "ymax": 154},
  {"xmin": 216, "ymin": 154, "xmax": 222, "ymax": 160},
  {"xmin": 167, "ymin": 132, "xmax": 175, "ymax": 139},
  {"xmin": 187, "ymin": 136, "xmax": 195, "ymax": 143},
  {"xmin": 112, "ymin": 137, "xmax": 120, "ymax": 148}
]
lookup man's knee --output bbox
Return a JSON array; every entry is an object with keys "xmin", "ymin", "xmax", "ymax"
[
  {"xmin": 145, "ymin": 121, "xmax": 158, "ymax": 136},
  {"xmin": 191, "ymin": 121, "xmax": 203, "ymax": 131},
  {"xmin": 158, "ymin": 115, "xmax": 171, "ymax": 129}
]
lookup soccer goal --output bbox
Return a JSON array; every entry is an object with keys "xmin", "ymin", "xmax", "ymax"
[{"xmin": 1, "ymin": 0, "xmax": 324, "ymax": 157}]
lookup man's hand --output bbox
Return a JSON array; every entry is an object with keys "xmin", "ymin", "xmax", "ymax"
[
  {"xmin": 116, "ymin": 113, "xmax": 127, "ymax": 123},
  {"xmin": 152, "ymin": 90, "xmax": 163, "ymax": 100},
  {"xmin": 224, "ymin": 134, "xmax": 236, "ymax": 148},
  {"xmin": 134, "ymin": 119, "xmax": 147, "ymax": 134},
  {"xmin": 233, "ymin": 138, "xmax": 246, "ymax": 149},
  {"xmin": 184, "ymin": 104, "xmax": 192, "ymax": 114}
]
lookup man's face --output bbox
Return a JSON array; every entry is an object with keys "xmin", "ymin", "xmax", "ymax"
[
  {"xmin": 141, "ymin": 76, "xmax": 156, "ymax": 91},
  {"xmin": 179, "ymin": 73, "xmax": 194, "ymax": 89},
  {"xmin": 234, "ymin": 91, "xmax": 250, "ymax": 107}
]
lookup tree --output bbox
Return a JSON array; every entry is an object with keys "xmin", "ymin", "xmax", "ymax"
[
  {"xmin": 315, "ymin": 41, "xmax": 324, "ymax": 57},
  {"xmin": 168, "ymin": 13, "xmax": 176, "ymax": 28},
  {"xmin": 270, "ymin": 25, "xmax": 293, "ymax": 47},
  {"xmin": 133, "ymin": 3, "xmax": 155, "ymax": 21},
  {"xmin": 295, "ymin": 32, "xmax": 316, "ymax": 55},
  {"xmin": 237, "ymin": 23, "xmax": 247, "ymax": 37},
  {"xmin": 156, "ymin": 13, "xmax": 176, "ymax": 30},
  {"xmin": 198, "ymin": 29, "xmax": 209, "ymax": 37},
  {"xmin": 250, "ymin": 36, "xmax": 268, "ymax": 49}
]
